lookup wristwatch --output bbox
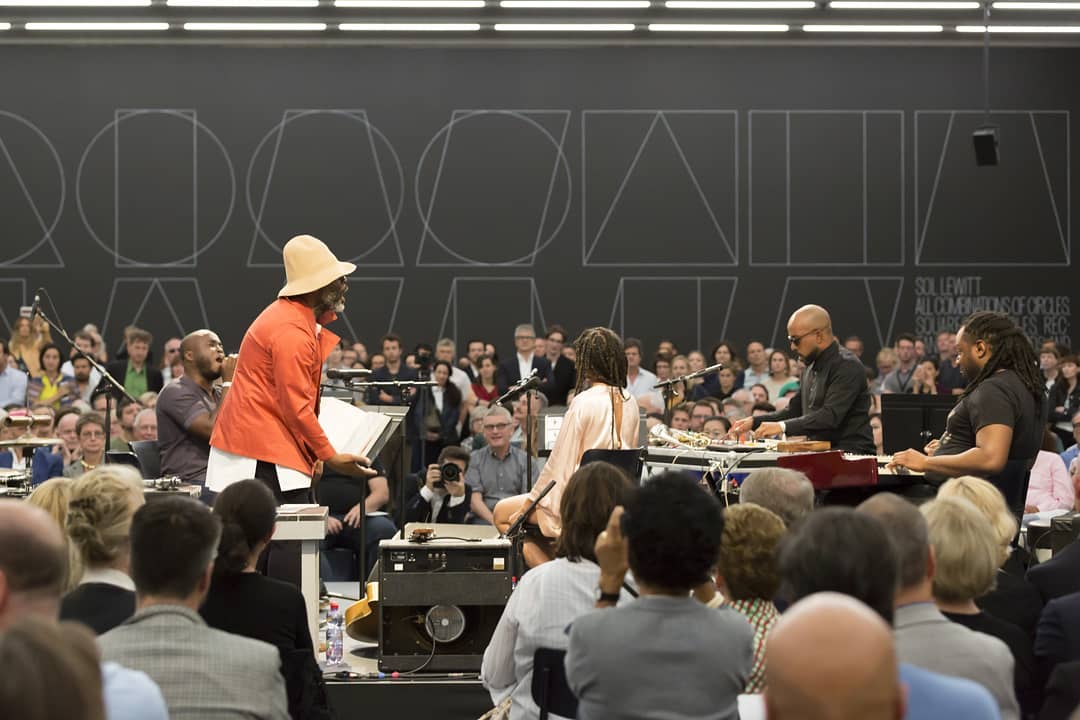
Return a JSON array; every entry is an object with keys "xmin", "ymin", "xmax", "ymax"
[{"xmin": 595, "ymin": 586, "xmax": 620, "ymax": 605}]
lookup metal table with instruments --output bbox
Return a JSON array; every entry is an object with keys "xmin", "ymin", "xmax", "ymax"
[{"xmin": 0, "ymin": 436, "xmax": 62, "ymax": 497}]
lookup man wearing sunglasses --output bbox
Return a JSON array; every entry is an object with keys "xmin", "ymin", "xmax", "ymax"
[{"xmin": 730, "ymin": 304, "xmax": 875, "ymax": 454}]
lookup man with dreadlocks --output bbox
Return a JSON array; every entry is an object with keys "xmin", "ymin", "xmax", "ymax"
[
  {"xmin": 891, "ymin": 311, "xmax": 1044, "ymax": 516},
  {"xmin": 493, "ymin": 327, "xmax": 640, "ymax": 567}
]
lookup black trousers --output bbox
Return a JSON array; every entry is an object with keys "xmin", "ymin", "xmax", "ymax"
[{"xmin": 254, "ymin": 460, "xmax": 309, "ymax": 585}]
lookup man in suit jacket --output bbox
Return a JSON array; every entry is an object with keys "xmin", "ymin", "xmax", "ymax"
[
  {"xmin": 539, "ymin": 325, "xmax": 575, "ymax": 407},
  {"xmin": 403, "ymin": 448, "xmax": 472, "ymax": 524},
  {"xmin": 105, "ymin": 327, "xmax": 164, "ymax": 399},
  {"xmin": 99, "ymin": 496, "xmax": 289, "ymax": 720},
  {"xmin": 1028, "ymin": 540, "xmax": 1080, "ymax": 604},
  {"xmin": 1035, "ymin": 590, "xmax": 1080, "ymax": 675},
  {"xmin": 496, "ymin": 324, "xmax": 552, "ymax": 395}
]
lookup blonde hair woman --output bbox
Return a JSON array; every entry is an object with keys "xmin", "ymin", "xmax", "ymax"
[
  {"xmin": 59, "ymin": 465, "xmax": 144, "ymax": 634},
  {"xmin": 937, "ymin": 475, "xmax": 1043, "ymax": 637},
  {"xmin": 922, "ymin": 497, "xmax": 1037, "ymax": 715},
  {"xmin": 25, "ymin": 478, "xmax": 76, "ymax": 591}
]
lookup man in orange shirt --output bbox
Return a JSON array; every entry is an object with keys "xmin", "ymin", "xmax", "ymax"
[{"xmin": 207, "ymin": 235, "xmax": 375, "ymax": 502}]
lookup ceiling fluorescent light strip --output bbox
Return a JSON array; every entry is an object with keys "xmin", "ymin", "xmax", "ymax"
[
  {"xmin": 829, "ymin": 1, "xmax": 978, "ymax": 8},
  {"xmin": 493, "ymin": 21, "xmax": 635, "ymax": 27},
  {"xmin": 339, "ymin": 20, "xmax": 480, "ymax": 27},
  {"xmin": 501, "ymin": 0, "xmax": 650, "ymax": 7},
  {"xmin": 0, "ymin": 20, "xmax": 9, "ymax": 26},
  {"xmin": 993, "ymin": 1, "xmax": 1080, "ymax": 8},
  {"xmin": 957, "ymin": 22, "xmax": 1080, "ymax": 29},
  {"xmin": 26, "ymin": 20, "xmax": 167, "ymax": 27},
  {"xmin": 336, "ymin": 0, "xmax": 484, "ymax": 6},
  {"xmin": 183, "ymin": 20, "xmax": 326, "ymax": 28},
  {"xmin": 666, "ymin": 1, "xmax": 814, "ymax": 7},
  {"xmin": 649, "ymin": 20, "xmax": 789, "ymax": 28},
  {"xmin": 1, "ymin": 0, "xmax": 149, "ymax": 6},
  {"xmin": 170, "ymin": 0, "xmax": 318, "ymax": 6},
  {"xmin": 804, "ymin": 22, "xmax": 944, "ymax": 29}
]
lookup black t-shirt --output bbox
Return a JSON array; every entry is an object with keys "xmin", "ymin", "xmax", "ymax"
[
  {"xmin": 200, "ymin": 572, "xmax": 311, "ymax": 652},
  {"xmin": 933, "ymin": 369, "xmax": 1043, "ymax": 509}
]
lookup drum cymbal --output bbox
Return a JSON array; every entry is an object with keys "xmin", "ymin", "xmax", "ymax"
[{"xmin": 0, "ymin": 437, "xmax": 61, "ymax": 448}]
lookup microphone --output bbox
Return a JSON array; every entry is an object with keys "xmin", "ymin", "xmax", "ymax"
[
  {"xmin": 30, "ymin": 291, "xmax": 41, "ymax": 319},
  {"xmin": 326, "ymin": 368, "xmax": 373, "ymax": 380},
  {"xmin": 685, "ymin": 362, "xmax": 723, "ymax": 381}
]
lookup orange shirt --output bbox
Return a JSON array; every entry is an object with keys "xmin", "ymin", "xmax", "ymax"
[{"xmin": 210, "ymin": 298, "xmax": 339, "ymax": 476}]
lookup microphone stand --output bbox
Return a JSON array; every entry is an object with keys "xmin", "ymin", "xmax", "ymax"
[
  {"xmin": 496, "ymin": 371, "xmax": 542, "ymax": 493},
  {"xmin": 654, "ymin": 363, "xmax": 723, "ymax": 426},
  {"xmin": 32, "ymin": 290, "xmax": 136, "ymax": 457},
  {"xmin": 502, "ymin": 478, "xmax": 557, "ymax": 580}
]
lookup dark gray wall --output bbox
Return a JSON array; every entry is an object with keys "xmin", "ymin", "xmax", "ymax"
[{"xmin": 0, "ymin": 45, "xmax": 1075, "ymax": 360}]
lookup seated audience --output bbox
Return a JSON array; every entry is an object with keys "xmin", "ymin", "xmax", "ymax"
[
  {"xmin": 882, "ymin": 334, "xmax": 918, "ymax": 394},
  {"xmin": 60, "ymin": 466, "xmax": 144, "ymax": 634},
  {"xmin": 911, "ymin": 359, "xmax": 941, "ymax": 395},
  {"xmin": 105, "ymin": 327, "xmax": 163, "ymax": 400},
  {"xmin": 762, "ymin": 350, "xmax": 793, "ymax": 402},
  {"xmin": 132, "ymin": 408, "xmax": 157, "ymax": 442},
  {"xmin": 690, "ymin": 400, "xmax": 714, "ymax": 432},
  {"xmin": 1035, "ymin": 590, "xmax": 1080, "ymax": 684},
  {"xmin": 870, "ymin": 348, "xmax": 898, "ymax": 396},
  {"xmin": 1058, "ymin": 411, "xmax": 1080, "ymax": 478},
  {"xmin": 200, "ymin": 480, "xmax": 329, "ymax": 720},
  {"xmin": 25, "ymin": 477, "xmax": 75, "ymax": 591},
  {"xmin": 0, "ymin": 618, "xmax": 106, "ymax": 720},
  {"xmin": 850, "ymin": 496, "xmax": 1018, "ymax": 720},
  {"xmin": 752, "ymin": 402, "xmax": 775, "ymax": 416},
  {"xmin": 27, "ymin": 343, "xmax": 76, "ymax": 409},
  {"xmin": 64, "ymin": 412, "xmax": 107, "ymax": 479},
  {"xmin": 156, "ymin": 329, "xmax": 231, "ymax": 496},
  {"xmin": 1025, "ymin": 439, "xmax": 1075, "ymax": 513},
  {"xmin": 480, "ymin": 462, "xmax": 636, "ymax": 719},
  {"xmin": 99, "ymin": 496, "xmax": 290, "ymax": 720},
  {"xmin": 469, "ymin": 354, "xmax": 500, "ymax": 409},
  {"xmin": 540, "ymin": 325, "xmax": 575, "ymax": 407},
  {"xmin": 738, "ymin": 467, "xmax": 814, "ymax": 527},
  {"xmin": 55, "ymin": 407, "xmax": 82, "ymax": 467},
  {"xmin": 937, "ymin": 476, "xmax": 1043, "ymax": 636},
  {"xmin": 69, "ymin": 353, "xmax": 98, "ymax": 404},
  {"xmin": 435, "ymin": 338, "xmax": 473, "ymax": 400},
  {"xmin": 317, "ymin": 461, "xmax": 395, "ymax": 580},
  {"xmin": 565, "ymin": 472, "xmax": 754, "ymax": 720},
  {"xmin": 783, "ymin": 501, "xmax": 1001, "ymax": 720},
  {"xmin": 668, "ymin": 403, "xmax": 692, "ymax": 431},
  {"xmin": 0, "ymin": 338, "xmax": 28, "ymax": 406},
  {"xmin": 622, "ymin": 338, "xmax": 663, "ymax": 414},
  {"xmin": 765, "ymin": 594, "xmax": 906, "ymax": 720},
  {"xmin": 871, "ymin": 413, "xmax": 884, "ymax": 455},
  {"xmin": 461, "ymin": 407, "xmax": 488, "ymax": 452},
  {"xmin": 109, "ymin": 397, "xmax": 143, "ymax": 452},
  {"xmin": 0, "ymin": 500, "xmax": 168, "ymax": 720},
  {"xmin": 742, "ymin": 341, "xmax": 769, "ymax": 388},
  {"xmin": 922, "ymin": 497, "xmax": 1037, "ymax": 715},
  {"xmin": 416, "ymin": 359, "xmax": 462, "ymax": 464},
  {"xmin": 8, "ymin": 315, "xmax": 46, "ymax": 376},
  {"xmin": 466, "ymin": 407, "xmax": 537, "ymax": 525},
  {"xmin": 1049, "ymin": 355, "xmax": 1080, "ymax": 449},
  {"xmin": 717, "ymin": 503, "xmax": 786, "ymax": 693},
  {"xmin": 404, "ymin": 447, "xmax": 473, "ymax": 524},
  {"xmin": 703, "ymin": 415, "xmax": 732, "ymax": 441}
]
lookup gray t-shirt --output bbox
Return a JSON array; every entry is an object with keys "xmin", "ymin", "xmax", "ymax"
[
  {"xmin": 465, "ymin": 445, "xmax": 539, "ymax": 511},
  {"xmin": 156, "ymin": 376, "xmax": 219, "ymax": 485}
]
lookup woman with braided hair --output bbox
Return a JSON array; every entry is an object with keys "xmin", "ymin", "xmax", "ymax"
[
  {"xmin": 494, "ymin": 327, "xmax": 639, "ymax": 567},
  {"xmin": 891, "ymin": 311, "xmax": 1045, "ymax": 517}
]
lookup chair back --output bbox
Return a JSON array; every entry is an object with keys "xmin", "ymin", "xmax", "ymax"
[
  {"xmin": 531, "ymin": 647, "xmax": 577, "ymax": 720},
  {"xmin": 105, "ymin": 451, "xmax": 142, "ymax": 474},
  {"xmin": 130, "ymin": 440, "xmax": 161, "ymax": 479},
  {"xmin": 580, "ymin": 448, "xmax": 646, "ymax": 483}
]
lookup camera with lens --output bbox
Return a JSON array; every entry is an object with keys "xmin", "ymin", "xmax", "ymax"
[{"xmin": 433, "ymin": 461, "xmax": 461, "ymax": 490}]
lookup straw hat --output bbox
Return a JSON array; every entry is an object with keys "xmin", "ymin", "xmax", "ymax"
[{"xmin": 277, "ymin": 235, "xmax": 357, "ymax": 298}]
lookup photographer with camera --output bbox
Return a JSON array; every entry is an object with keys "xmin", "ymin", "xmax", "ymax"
[{"xmin": 403, "ymin": 446, "xmax": 473, "ymax": 524}]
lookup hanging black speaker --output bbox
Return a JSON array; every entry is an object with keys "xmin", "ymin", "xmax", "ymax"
[{"xmin": 973, "ymin": 125, "xmax": 999, "ymax": 167}]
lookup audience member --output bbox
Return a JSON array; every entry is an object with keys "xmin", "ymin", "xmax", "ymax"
[
  {"xmin": 761, "ymin": 350, "xmax": 792, "ymax": 402},
  {"xmin": 738, "ymin": 467, "xmax": 814, "ymax": 527},
  {"xmin": 61, "ymin": 331, "xmax": 102, "ymax": 387},
  {"xmin": 922, "ymin": 497, "xmax": 1036, "ymax": 715},
  {"xmin": 9, "ymin": 315, "xmax": 46, "ymax": 376},
  {"xmin": 157, "ymin": 330, "xmax": 232, "ymax": 494},
  {"xmin": 690, "ymin": 400, "xmax": 714, "ymax": 432},
  {"xmin": 937, "ymin": 476, "xmax": 1043, "ymax": 637},
  {"xmin": 669, "ymin": 404, "xmax": 691, "ymax": 430},
  {"xmin": 64, "ymin": 413, "xmax": 107, "ymax": 478},
  {"xmin": 622, "ymin": 338, "xmax": 663, "ymax": 413},
  {"xmin": 469, "ymin": 355, "xmax": 500, "ymax": 409},
  {"xmin": 27, "ymin": 343, "xmax": 76, "ymax": 409},
  {"xmin": 1026, "ymin": 438, "xmax": 1075, "ymax": 513},
  {"xmin": 317, "ymin": 460, "xmax": 395, "ymax": 580},
  {"xmin": 404, "ymin": 446, "xmax": 473, "ymax": 524},
  {"xmin": 200, "ymin": 480, "xmax": 329, "ymax": 720},
  {"xmin": 138, "ymin": 391, "xmax": 158, "ymax": 410},
  {"xmin": 850, "ymin": 496, "xmax": 1018, "ymax": 720},
  {"xmin": 870, "ymin": 348, "xmax": 898, "ymax": 396},
  {"xmin": 1027, "ymin": 523, "xmax": 1080, "ymax": 604},
  {"xmin": 25, "ymin": 477, "xmax": 75, "ymax": 591},
  {"xmin": 54, "ymin": 407, "xmax": 81, "ymax": 465},
  {"xmin": 871, "ymin": 412, "xmax": 885, "ymax": 455},
  {"xmin": 99, "ymin": 496, "xmax": 289, "ymax": 719},
  {"xmin": 416, "ymin": 359, "xmax": 462, "ymax": 466},
  {"xmin": 70, "ymin": 353, "xmax": 98, "ymax": 404},
  {"xmin": 765, "ymin": 593, "xmax": 906, "ymax": 720},
  {"xmin": 749, "ymin": 383, "xmax": 769, "ymax": 406},
  {"xmin": 703, "ymin": 415, "xmax": 732, "ymax": 440},
  {"xmin": 566, "ymin": 472, "xmax": 753, "ymax": 720},
  {"xmin": 467, "ymin": 407, "xmax": 537, "ymax": 524},
  {"xmin": 1041, "ymin": 345, "xmax": 1061, "ymax": 391},
  {"xmin": 911, "ymin": 359, "xmax": 941, "ymax": 395},
  {"xmin": 481, "ymin": 462, "xmax": 636, "ymax": 720},
  {"xmin": 105, "ymin": 327, "xmax": 163, "ymax": 400},
  {"xmin": 496, "ymin": 324, "xmax": 552, "ymax": 395},
  {"xmin": 882, "ymin": 334, "xmax": 918, "ymax": 394},
  {"xmin": 60, "ymin": 466, "xmax": 144, "ymax": 634},
  {"xmin": 843, "ymin": 335, "xmax": 865, "ymax": 362},
  {"xmin": 158, "ymin": 337, "xmax": 183, "ymax": 384},
  {"xmin": 743, "ymin": 341, "xmax": 769, "ymax": 388},
  {"xmin": 0, "ymin": 500, "xmax": 168, "ymax": 720},
  {"xmin": 0, "ymin": 617, "xmax": 107, "ymax": 720},
  {"xmin": 459, "ymin": 338, "xmax": 486, "ymax": 382},
  {"xmin": 935, "ymin": 331, "xmax": 964, "ymax": 394},
  {"xmin": 132, "ymin": 408, "xmax": 157, "ymax": 442},
  {"xmin": 1049, "ymin": 355, "xmax": 1080, "ymax": 448},
  {"xmin": 435, "ymin": 338, "xmax": 473, "ymax": 399},
  {"xmin": 109, "ymin": 397, "xmax": 143, "ymax": 452},
  {"xmin": 540, "ymin": 325, "xmax": 576, "ymax": 407},
  {"xmin": 0, "ymin": 339, "xmax": 27, "ymax": 406},
  {"xmin": 717, "ymin": 503, "xmax": 786, "ymax": 693}
]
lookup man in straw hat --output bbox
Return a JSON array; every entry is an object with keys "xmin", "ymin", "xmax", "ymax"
[{"xmin": 208, "ymin": 235, "xmax": 376, "ymax": 502}]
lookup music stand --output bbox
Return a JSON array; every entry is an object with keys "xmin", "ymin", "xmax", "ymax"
[{"xmin": 881, "ymin": 394, "xmax": 957, "ymax": 454}]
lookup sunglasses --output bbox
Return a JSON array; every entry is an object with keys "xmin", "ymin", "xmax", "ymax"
[{"xmin": 788, "ymin": 328, "xmax": 824, "ymax": 346}]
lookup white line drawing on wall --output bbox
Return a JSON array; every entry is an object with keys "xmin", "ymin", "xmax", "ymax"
[
  {"xmin": 582, "ymin": 110, "xmax": 738, "ymax": 267},
  {"xmin": 100, "ymin": 277, "xmax": 210, "ymax": 344},
  {"xmin": 0, "ymin": 111, "xmax": 65, "ymax": 268},
  {"xmin": 749, "ymin": 110, "xmax": 904, "ymax": 267},
  {"xmin": 0, "ymin": 279, "xmax": 27, "ymax": 330},
  {"xmin": 415, "ymin": 110, "xmax": 571, "ymax": 267},
  {"xmin": 608, "ymin": 276, "xmax": 738, "ymax": 352},
  {"xmin": 770, "ymin": 276, "xmax": 904, "ymax": 350},
  {"xmin": 246, "ymin": 109, "xmax": 404, "ymax": 268},
  {"xmin": 438, "ymin": 277, "xmax": 547, "ymax": 342},
  {"xmin": 337, "ymin": 277, "xmax": 404, "ymax": 343},
  {"xmin": 75, "ymin": 109, "xmax": 235, "ymax": 268},
  {"xmin": 915, "ymin": 110, "xmax": 1069, "ymax": 266}
]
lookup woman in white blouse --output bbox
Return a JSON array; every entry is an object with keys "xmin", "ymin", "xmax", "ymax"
[
  {"xmin": 494, "ymin": 327, "xmax": 639, "ymax": 567},
  {"xmin": 481, "ymin": 462, "xmax": 637, "ymax": 720}
]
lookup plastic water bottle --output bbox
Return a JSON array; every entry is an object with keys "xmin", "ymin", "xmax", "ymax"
[{"xmin": 326, "ymin": 601, "xmax": 344, "ymax": 665}]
